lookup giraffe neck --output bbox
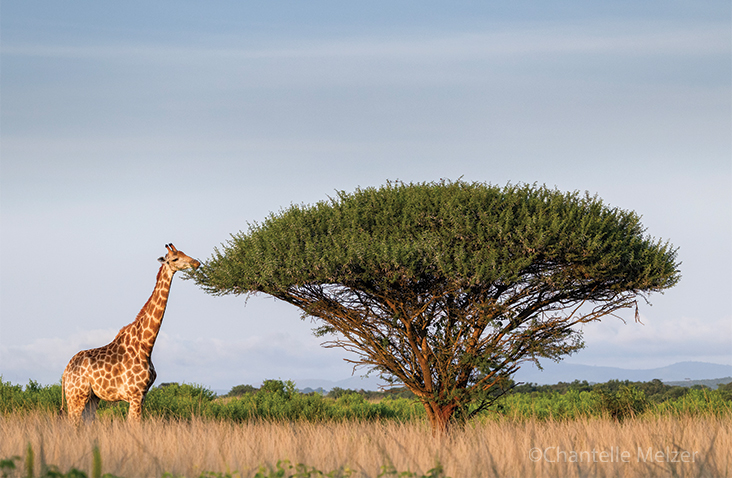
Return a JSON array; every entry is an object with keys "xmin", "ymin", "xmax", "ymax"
[{"xmin": 119, "ymin": 264, "xmax": 176, "ymax": 358}]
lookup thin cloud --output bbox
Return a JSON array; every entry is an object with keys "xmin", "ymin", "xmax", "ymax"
[{"xmin": 2, "ymin": 22, "xmax": 726, "ymax": 62}]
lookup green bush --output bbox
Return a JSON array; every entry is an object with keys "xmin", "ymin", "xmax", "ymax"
[
  {"xmin": 596, "ymin": 385, "xmax": 648, "ymax": 421},
  {"xmin": 143, "ymin": 383, "xmax": 217, "ymax": 419},
  {"xmin": 654, "ymin": 388, "xmax": 732, "ymax": 416},
  {"xmin": 494, "ymin": 389, "xmax": 601, "ymax": 420},
  {"xmin": 225, "ymin": 384, "xmax": 257, "ymax": 397},
  {"xmin": 2, "ymin": 377, "xmax": 730, "ymax": 423},
  {"xmin": 717, "ymin": 381, "xmax": 732, "ymax": 401},
  {"xmin": 204, "ymin": 384, "xmax": 423, "ymax": 422},
  {"xmin": 0, "ymin": 378, "xmax": 62, "ymax": 413}
]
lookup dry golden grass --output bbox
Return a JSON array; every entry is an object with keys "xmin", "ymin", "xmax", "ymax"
[{"xmin": 1, "ymin": 412, "xmax": 730, "ymax": 477}]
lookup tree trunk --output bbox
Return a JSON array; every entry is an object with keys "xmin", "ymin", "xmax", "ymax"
[{"xmin": 423, "ymin": 400, "xmax": 458, "ymax": 436}]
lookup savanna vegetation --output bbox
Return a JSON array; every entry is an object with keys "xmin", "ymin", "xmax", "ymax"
[
  {"xmin": 3, "ymin": 378, "xmax": 731, "ymax": 477},
  {"xmin": 2, "ymin": 377, "xmax": 731, "ymax": 424},
  {"xmin": 2, "ymin": 376, "xmax": 731, "ymax": 478}
]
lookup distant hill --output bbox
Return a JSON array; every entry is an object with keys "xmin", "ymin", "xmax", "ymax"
[
  {"xmin": 289, "ymin": 361, "xmax": 732, "ymax": 393},
  {"xmin": 513, "ymin": 361, "xmax": 732, "ymax": 385},
  {"xmin": 295, "ymin": 375, "xmax": 385, "ymax": 393},
  {"xmin": 664, "ymin": 377, "xmax": 732, "ymax": 389},
  {"xmin": 213, "ymin": 362, "xmax": 732, "ymax": 395}
]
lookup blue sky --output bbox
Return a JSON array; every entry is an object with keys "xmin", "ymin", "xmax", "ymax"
[{"xmin": 1, "ymin": 1, "xmax": 730, "ymax": 391}]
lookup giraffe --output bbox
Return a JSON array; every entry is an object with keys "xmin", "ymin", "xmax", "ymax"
[{"xmin": 61, "ymin": 244, "xmax": 200, "ymax": 424}]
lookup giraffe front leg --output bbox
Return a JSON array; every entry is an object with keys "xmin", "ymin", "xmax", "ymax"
[{"xmin": 127, "ymin": 393, "xmax": 145, "ymax": 421}]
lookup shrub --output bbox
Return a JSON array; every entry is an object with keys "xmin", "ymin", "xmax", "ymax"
[
  {"xmin": 596, "ymin": 385, "xmax": 648, "ymax": 421},
  {"xmin": 2, "ymin": 377, "xmax": 730, "ymax": 423},
  {"xmin": 226, "ymin": 384, "xmax": 257, "ymax": 397},
  {"xmin": 143, "ymin": 383, "xmax": 217, "ymax": 419},
  {"xmin": 0, "ymin": 378, "xmax": 62, "ymax": 414}
]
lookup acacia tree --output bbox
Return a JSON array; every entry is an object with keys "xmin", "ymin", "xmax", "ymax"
[{"xmin": 192, "ymin": 181, "xmax": 680, "ymax": 434}]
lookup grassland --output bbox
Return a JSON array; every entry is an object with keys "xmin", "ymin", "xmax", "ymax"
[
  {"xmin": 1, "ymin": 378, "xmax": 731, "ymax": 477},
  {"xmin": 1, "ymin": 412, "xmax": 730, "ymax": 478}
]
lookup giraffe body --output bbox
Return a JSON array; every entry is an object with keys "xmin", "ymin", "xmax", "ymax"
[{"xmin": 62, "ymin": 244, "xmax": 199, "ymax": 423}]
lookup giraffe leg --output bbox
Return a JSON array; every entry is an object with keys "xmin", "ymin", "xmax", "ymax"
[
  {"xmin": 127, "ymin": 393, "xmax": 145, "ymax": 422},
  {"xmin": 66, "ymin": 396, "xmax": 85, "ymax": 425},
  {"xmin": 64, "ymin": 383, "xmax": 92, "ymax": 425}
]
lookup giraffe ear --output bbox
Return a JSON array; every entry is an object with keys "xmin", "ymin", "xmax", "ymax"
[{"xmin": 158, "ymin": 256, "xmax": 166, "ymax": 263}]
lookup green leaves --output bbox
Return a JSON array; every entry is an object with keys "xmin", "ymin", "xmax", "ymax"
[{"xmin": 195, "ymin": 180, "xmax": 679, "ymax": 298}]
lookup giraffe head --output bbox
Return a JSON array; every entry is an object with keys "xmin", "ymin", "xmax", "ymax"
[{"xmin": 157, "ymin": 243, "xmax": 201, "ymax": 272}]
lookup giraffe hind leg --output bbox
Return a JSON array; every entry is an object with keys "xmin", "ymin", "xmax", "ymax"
[
  {"xmin": 63, "ymin": 379, "xmax": 91, "ymax": 425},
  {"xmin": 66, "ymin": 392, "xmax": 92, "ymax": 425},
  {"xmin": 66, "ymin": 397, "xmax": 85, "ymax": 425}
]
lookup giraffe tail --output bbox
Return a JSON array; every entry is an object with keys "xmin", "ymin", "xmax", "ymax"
[{"xmin": 59, "ymin": 374, "xmax": 66, "ymax": 417}]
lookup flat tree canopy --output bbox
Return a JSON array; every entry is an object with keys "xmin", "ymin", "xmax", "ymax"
[{"xmin": 193, "ymin": 181, "xmax": 680, "ymax": 434}]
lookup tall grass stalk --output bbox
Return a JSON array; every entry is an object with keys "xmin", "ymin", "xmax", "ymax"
[
  {"xmin": 1, "ymin": 411, "xmax": 729, "ymax": 478},
  {"xmin": 92, "ymin": 444, "xmax": 102, "ymax": 478},
  {"xmin": 24, "ymin": 443, "xmax": 32, "ymax": 478}
]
